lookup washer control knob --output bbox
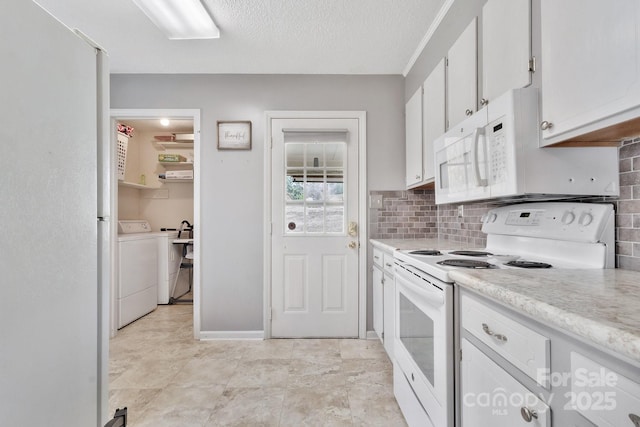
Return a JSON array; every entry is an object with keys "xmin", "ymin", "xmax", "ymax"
[
  {"xmin": 561, "ymin": 211, "xmax": 575, "ymax": 225},
  {"xmin": 579, "ymin": 213, "xmax": 593, "ymax": 227}
]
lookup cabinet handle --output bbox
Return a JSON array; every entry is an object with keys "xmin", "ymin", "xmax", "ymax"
[
  {"xmin": 374, "ymin": 255, "xmax": 380, "ymax": 261},
  {"xmin": 540, "ymin": 120, "xmax": 553, "ymax": 131},
  {"xmin": 415, "ymin": 174, "xmax": 421, "ymax": 180},
  {"xmin": 385, "ymin": 262, "xmax": 393, "ymax": 268},
  {"xmin": 480, "ymin": 98, "xmax": 489, "ymax": 106},
  {"xmin": 521, "ymin": 407, "xmax": 538, "ymax": 423},
  {"xmin": 482, "ymin": 323, "xmax": 508, "ymax": 342},
  {"xmin": 465, "ymin": 109, "xmax": 473, "ymax": 116},
  {"xmin": 629, "ymin": 413, "xmax": 640, "ymax": 427}
]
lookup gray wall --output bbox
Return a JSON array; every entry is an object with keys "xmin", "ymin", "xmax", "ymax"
[{"xmin": 111, "ymin": 74, "xmax": 405, "ymax": 332}]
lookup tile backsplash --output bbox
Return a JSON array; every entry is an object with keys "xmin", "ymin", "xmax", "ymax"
[{"xmin": 370, "ymin": 136, "xmax": 640, "ymax": 271}]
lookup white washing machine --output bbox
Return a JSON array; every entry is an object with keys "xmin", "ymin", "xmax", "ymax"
[{"xmin": 117, "ymin": 220, "xmax": 180, "ymax": 328}]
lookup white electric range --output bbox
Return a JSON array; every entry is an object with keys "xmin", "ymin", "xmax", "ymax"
[{"xmin": 391, "ymin": 202, "xmax": 615, "ymax": 427}]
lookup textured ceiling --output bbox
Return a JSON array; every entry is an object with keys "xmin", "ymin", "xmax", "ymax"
[{"xmin": 34, "ymin": 0, "xmax": 447, "ymax": 74}]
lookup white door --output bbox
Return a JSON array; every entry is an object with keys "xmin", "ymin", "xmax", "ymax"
[
  {"xmin": 422, "ymin": 57, "xmax": 446, "ymax": 183},
  {"xmin": 271, "ymin": 117, "xmax": 359, "ymax": 337}
]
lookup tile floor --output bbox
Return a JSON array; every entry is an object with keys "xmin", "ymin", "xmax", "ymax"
[{"xmin": 109, "ymin": 303, "xmax": 407, "ymax": 426}]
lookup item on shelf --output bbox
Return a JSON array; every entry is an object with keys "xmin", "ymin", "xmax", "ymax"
[
  {"xmin": 154, "ymin": 135, "xmax": 175, "ymax": 142},
  {"xmin": 158, "ymin": 153, "xmax": 186, "ymax": 162},
  {"xmin": 117, "ymin": 123, "xmax": 134, "ymax": 137},
  {"xmin": 160, "ymin": 170, "xmax": 193, "ymax": 180},
  {"xmin": 173, "ymin": 133, "xmax": 194, "ymax": 141},
  {"xmin": 117, "ymin": 133, "xmax": 128, "ymax": 181}
]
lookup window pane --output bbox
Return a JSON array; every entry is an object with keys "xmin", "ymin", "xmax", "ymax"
[
  {"xmin": 325, "ymin": 143, "xmax": 344, "ymax": 168},
  {"xmin": 325, "ymin": 205, "xmax": 344, "ymax": 233},
  {"xmin": 285, "ymin": 204, "xmax": 304, "ymax": 233},
  {"xmin": 306, "ymin": 205, "xmax": 324, "ymax": 232},
  {"xmin": 304, "ymin": 182, "xmax": 324, "ymax": 202},
  {"xmin": 286, "ymin": 143, "xmax": 304, "ymax": 168},
  {"xmin": 306, "ymin": 144, "xmax": 324, "ymax": 168},
  {"xmin": 286, "ymin": 172, "xmax": 304, "ymax": 201}
]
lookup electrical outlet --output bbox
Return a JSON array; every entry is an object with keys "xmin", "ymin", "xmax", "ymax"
[
  {"xmin": 457, "ymin": 205, "xmax": 464, "ymax": 217},
  {"xmin": 370, "ymin": 194, "xmax": 383, "ymax": 209}
]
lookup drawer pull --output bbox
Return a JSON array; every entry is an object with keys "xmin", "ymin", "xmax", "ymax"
[
  {"xmin": 385, "ymin": 262, "xmax": 393, "ymax": 268},
  {"xmin": 374, "ymin": 255, "xmax": 380, "ymax": 260},
  {"xmin": 630, "ymin": 413, "xmax": 640, "ymax": 427},
  {"xmin": 482, "ymin": 323, "xmax": 508, "ymax": 342},
  {"xmin": 521, "ymin": 407, "xmax": 538, "ymax": 423}
]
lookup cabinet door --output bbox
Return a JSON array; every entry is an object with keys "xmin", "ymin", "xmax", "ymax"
[
  {"xmin": 482, "ymin": 0, "xmax": 531, "ymax": 104},
  {"xmin": 460, "ymin": 339, "xmax": 549, "ymax": 427},
  {"xmin": 406, "ymin": 87, "xmax": 423, "ymax": 187},
  {"xmin": 383, "ymin": 272, "xmax": 395, "ymax": 359},
  {"xmin": 372, "ymin": 265, "xmax": 384, "ymax": 342},
  {"xmin": 540, "ymin": 0, "xmax": 640, "ymax": 144},
  {"xmin": 448, "ymin": 17, "xmax": 478, "ymax": 129},
  {"xmin": 423, "ymin": 58, "xmax": 446, "ymax": 183}
]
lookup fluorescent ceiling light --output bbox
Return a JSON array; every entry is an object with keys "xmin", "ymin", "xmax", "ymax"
[{"xmin": 132, "ymin": 0, "xmax": 220, "ymax": 40}]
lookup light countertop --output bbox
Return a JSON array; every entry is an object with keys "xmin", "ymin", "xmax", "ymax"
[
  {"xmin": 370, "ymin": 238, "xmax": 476, "ymax": 253},
  {"xmin": 450, "ymin": 268, "xmax": 640, "ymax": 365}
]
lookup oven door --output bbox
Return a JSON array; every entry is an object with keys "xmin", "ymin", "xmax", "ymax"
[{"xmin": 394, "ymin": 263, "xmax": 453, "ymax": 427}]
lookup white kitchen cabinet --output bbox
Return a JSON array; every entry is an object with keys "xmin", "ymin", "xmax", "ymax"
[
  {"xmin": 372, "ymin": 263, "xmax": 384, "ymax": 342},
  {"xmin": 461, "ymin": 338, "xmax": 550, "ymax": 427},
  {"xmin": 447, "ymin": 17, "xmax": 478, "ymax": 130},
  {"xmin": 540, "ymin": 0, "xmax": 640, "ymax": 146},
  {"xmin": 405, "ymin": 87, "xmax": 423, "ymax": 187},
  {"xmin": 422, "ymin": 58, "xmax": 445, "ymax": 184},
  {"xmin": 372, "ymin": 245, "xmax": 395, "ymax": 360},
  {"xmin": 482, "ymin": 0, "xmax": 532, "ymax": 105}
]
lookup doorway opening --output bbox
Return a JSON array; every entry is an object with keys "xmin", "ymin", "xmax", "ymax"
[{"xmin": 109, "ymin": 109, "xmax": 201, "ymax": 339}]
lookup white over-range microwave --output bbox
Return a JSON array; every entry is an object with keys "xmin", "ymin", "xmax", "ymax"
[{"xmin": 434, "ymin": 87, "xmax": 619, "ymax": 205}]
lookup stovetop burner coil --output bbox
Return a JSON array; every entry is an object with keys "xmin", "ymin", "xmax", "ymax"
[
  {"xmin": 437, "ymin": 259, "xmax": 496, "ymax": 269},
  {"xmin": 448, "ymin": 250, "xmax": 493, "ymax": 257},
  {"xmin": 505, "ymin": 260, "xmax": 552, "ymax": 269},
  {"xmin": 409, "ymin": 249, "xmax": 442, "ymax": 256}
]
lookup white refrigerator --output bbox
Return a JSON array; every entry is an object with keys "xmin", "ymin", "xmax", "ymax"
[{"xmin": 0, "ymin": 1, "xmax": 110, "ymax": 426}]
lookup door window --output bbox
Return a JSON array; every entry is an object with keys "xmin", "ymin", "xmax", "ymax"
[{"xmin": 284, "ymin": 131, "xmax": 346, "ymax": 235}]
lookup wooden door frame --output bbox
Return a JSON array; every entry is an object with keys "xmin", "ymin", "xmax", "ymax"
[{"xmin": 263, "ymin": 111, "xmax": 367, "ymax": 339}]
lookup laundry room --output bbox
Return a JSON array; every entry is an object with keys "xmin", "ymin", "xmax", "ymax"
[{"xmin": 116, "ymin": 118, "xmax": 195, "ymax": 329}]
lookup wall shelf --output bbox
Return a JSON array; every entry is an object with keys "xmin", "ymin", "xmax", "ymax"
[
  {"xmin": 158, "ymin": 178, "xmax": 193, "ymax": 183},
  {"xmin": 154, "ymin": 141, "xmax": 193, "ymax": 148},
  {"xmin": 118, "ymin": 180, "xmax": 149, "ymax": 190},
  {"xmin": 159, "ymin": 161, "xmax": 193, "ymax": 169}
]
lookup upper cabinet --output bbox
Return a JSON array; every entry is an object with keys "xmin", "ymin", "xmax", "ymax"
[
  {"xmin": 422, "ymin": 58, "xmax": 446, "ymax": 184},
  {"xmin": 481, "ymin": 0, "xmax": 532, "ymax": 105},
  {"xmin": 539, "ymin": 0, "xmax": 640, "ymax": 146},
  {"xmin": 447, "ymin": 18, "xmax": 478, "ymax": 129},
  {"xmin": 405, "ymin": 87, "xmax": 423, "ymax": 187}
]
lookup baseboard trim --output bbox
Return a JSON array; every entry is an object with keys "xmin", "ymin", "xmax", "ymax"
[
  {"xmin": 366, "ymin": 330, "xmax": 381, "ymax": 340},
  {"xmin": 199, "ymin": 330, "xmax": 264, "ymax": 340}
]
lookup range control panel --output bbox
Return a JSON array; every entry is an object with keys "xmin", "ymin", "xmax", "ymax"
[{"xmin": 481, "ymin": 202, "xmax": 614, "ymax": 242}]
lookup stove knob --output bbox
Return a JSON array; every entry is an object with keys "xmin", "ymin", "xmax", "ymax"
[
  {"xmin": 561, "ymin": 211, "xmax": 575, "ymax": 225},
  {"xmin": 579, "ymin": 212, "xmax": 593, "ymax": 226}
]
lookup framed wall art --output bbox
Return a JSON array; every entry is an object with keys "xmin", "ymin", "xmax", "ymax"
[{"xmin": 217, "ymin": 120, "xmax": 252, "ymax": 150}]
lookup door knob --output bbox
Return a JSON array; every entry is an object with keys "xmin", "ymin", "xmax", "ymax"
[{"xmin": 348, "ymin": 241, "xmax": 357, "ymax": 249}]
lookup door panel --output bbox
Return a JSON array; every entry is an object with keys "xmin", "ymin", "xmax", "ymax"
[{"xmin": 271, "ymin": 118, "xmax": 359, "ymax": 337}]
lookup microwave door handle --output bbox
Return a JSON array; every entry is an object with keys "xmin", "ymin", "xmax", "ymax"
[{"xmin": 472, "ymin": 128, "xmax": 488, "ymax": 187}]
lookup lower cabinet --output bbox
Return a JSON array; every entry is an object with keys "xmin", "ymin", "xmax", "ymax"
[
  {"xmin": 372, "ymin": 245, "xmax": 395, "ymax": 361},
  {"xmin": 460, "ymin": 338, "xmax": 550, "ymax": 426},
  {"xmin": 458, "ymin": 289, "xmax": 640, "ymax": 427}
]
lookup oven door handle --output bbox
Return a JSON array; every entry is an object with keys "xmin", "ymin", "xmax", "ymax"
[{"xmin": 395, "ymin": 265, "xmax": 445, "ymax": 307}]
